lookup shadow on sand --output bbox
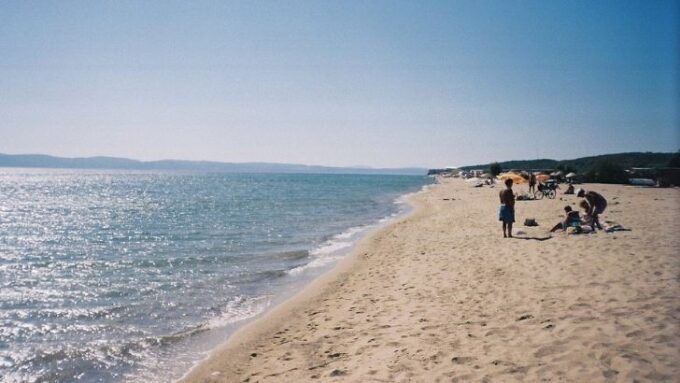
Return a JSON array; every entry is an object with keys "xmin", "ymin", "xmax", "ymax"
[{"xmin": 511, "ymin": 235, "xmax": 553, "ymax": 241}]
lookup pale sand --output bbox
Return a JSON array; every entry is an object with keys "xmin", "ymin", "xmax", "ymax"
[{"xmin": 181, "ymin": 179, "xmax": 680, "ymax": 382}]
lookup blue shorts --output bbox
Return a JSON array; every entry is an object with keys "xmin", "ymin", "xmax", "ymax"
[{"xmin": 499, "ymin": 204, "xmax": 515, "ymax": 223}]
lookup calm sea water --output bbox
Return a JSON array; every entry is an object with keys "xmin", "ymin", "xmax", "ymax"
[{"xmin": 0, "ymin": 168, "xmax": 430, "ymax": 382}]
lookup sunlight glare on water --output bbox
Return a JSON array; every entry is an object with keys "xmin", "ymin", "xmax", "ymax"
[{"xmin": 0, "ymin": 168, "xmax": 429, "ymax": 382}]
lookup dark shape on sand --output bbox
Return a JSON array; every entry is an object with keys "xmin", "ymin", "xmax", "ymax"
[
  {"xmin": 512, "ymin": 236, "xmax": 552, "ymax": 241},
  {"xmin": 330, "ymin": 369, "xmax": 347, "ymax": 376},
  {"xmin": 451, "ymin": 356, "xmax": 476, "ymax": 364},
  {"xmin": 524, "ymin": 218, "xmax": 538, "ymax": 226}
]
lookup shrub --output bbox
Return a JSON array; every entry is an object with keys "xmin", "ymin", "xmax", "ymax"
[
  {"xmin": 584, "ymin": 161, "xmax": 628, "ymax": 184},
  {"xmin": 489, "ymin": 162, "xmax": 502, "ymax": 177}
]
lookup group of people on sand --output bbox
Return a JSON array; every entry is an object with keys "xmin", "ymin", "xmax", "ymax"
[{"xmin": 498, "ymin": 178, "xmax": 608, "ymax": 238}]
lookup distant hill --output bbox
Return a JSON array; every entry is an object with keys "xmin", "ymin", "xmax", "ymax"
[
  {"xmin": 559, "ymin": 152, "xmax": 677, "ymax": 171},
  {"xmin": 460, "ymin": 159, "xmax": 559, "ymax": 171},
  {"xmin": 0, "ymin": 153, "xmax": 427, "ymax": 176},
  {"xmin": 460, "ymin": 152, "xmax": 677, "ymax": 173}
]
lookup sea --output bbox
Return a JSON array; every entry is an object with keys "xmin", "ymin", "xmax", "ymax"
[{"xmin": 0, "ymin": 168, "xmax": 431, "ymax": 382}]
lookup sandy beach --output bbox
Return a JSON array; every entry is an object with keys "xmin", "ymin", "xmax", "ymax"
[{"xmin": 181, "ymin": 178, "xmax": 680, "ymax": 382}]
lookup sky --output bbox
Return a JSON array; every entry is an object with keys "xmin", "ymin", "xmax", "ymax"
[{"xmin": 1, "ymin": 0, "xmax": 678, "ymax": 168}]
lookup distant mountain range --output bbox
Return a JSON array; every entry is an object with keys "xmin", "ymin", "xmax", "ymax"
[
  {"xmin": 459, "ymin": 152, "xmax": 679, "ymax": 173},
  {"xmin": 0, "ymin": 153, "xmax": 428, "ymax": 176}
]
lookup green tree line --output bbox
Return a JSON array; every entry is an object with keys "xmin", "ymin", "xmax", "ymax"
[{"xmin": 462, "ymin": 151, "xmax": 679, "ymax": 184}]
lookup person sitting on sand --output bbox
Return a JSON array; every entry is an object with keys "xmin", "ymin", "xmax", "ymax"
[
  {"xmin": 499, "ymin": 178, "xmax": 515, "ymax": 238},
  {"xmin": 576, "ymin": 189, "xmax": 607, "ymax": 231},
  {"xmin": 550, "ymin": 205, "xmax": 581, "ymax": 232},
  {"xmin": 564, "ymin": 184, "xmax": 574, "ymax": 195}
]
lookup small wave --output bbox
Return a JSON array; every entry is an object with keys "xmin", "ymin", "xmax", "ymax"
[
  {"xmin": 394, "ymin": 186, "xmax": 427, "ymax": 205},
  {"xmin": 5, "ymin": 343, "xmax": 120, "ymax": 383},
  {"xmin": 234, "ymin": 268, "xmax": 289, "ymax": 285},
  {"xmin": 205, "ymin": 295, "xmax": 271, "ymax": 329},
  {"xmin": 285, "ymin": 222, "xmax": 379, "ymax": 277},
  {"xmin": 394, "ymin": 182, "xmax": 435, "ymax": 206},
  {"xmin": 13, "ymin": 305, "xmax": 125, "ymax": 321},
  {"xmin": 333, "ymin": 225, "xmax": 367, "ymax": 240},
  {"xmin": 4, "ymin": 295, "xmax": 271, "ymax": 383},
  {"xmin": 394, "ymin": 193, "xmax": 412, "ymax": 205},
  {"xmin": 286, "ymin": 255, "xmax": 341, "ymax": 276},
  {"xmin": 378, "ymin": 212, "xmax": 401, "ymax": 224},
  {"xmin": 309, "ymin": 240, "xmax": 352, "ymax": 256},
  {"xmin": 318, "ymin": 224, "xmax": 375, "ymax": 254},
  {"xmin": 140, "ymin": 326, "xmax": 210, "ymax": 348},
  {"xmin": 272, "ymin": 250, "xmax": 309, "ymax": 260},
  {"xmin": 287, "ymin": 184, "xmax": 425, "ymax": 278},
  {"xmin": 257, "ymin": 269, "xmax": 289, "ymax": 279}
]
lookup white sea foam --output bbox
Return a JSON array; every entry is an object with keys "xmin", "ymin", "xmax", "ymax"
[
  {"xmin": 287, "ymin": 255, "xmax": 341, "ymax": 276},
  {"xmin": 310, "ymin": 239, "xmax": 353, "ymax": 256},
  {"xmin": 395, "ymin": 193, "xmax": 412, "ymax": 205},
  {"xmin": 394, "ymin": 182, "xmax": 432, "ymax": 207},
  {"xmin": 287, "ymin": 181, "xmax": 435, "ymax": 278},
  {"xmin": 205, "ymin": 295, "xmax": 272, "ymax": 330},
  {"xmin": 285, "ymin": 189, "xmax": 423, "ymax": 278},
  {"xmin": 333, "ymin": 225, "xmax": 366, "ymax": 240},
  {"xmin": 286, "ymin": 224, "xmax": 373, "ymax": 276}
]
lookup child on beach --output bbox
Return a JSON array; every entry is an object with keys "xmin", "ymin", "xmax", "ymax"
[
  {"xmin": 550, "ymin": 205, "xmax": 581, "ymax": 232},
  {"xmin": 499, "ymin": 178, "xmax": 515, "ymax": 238}
]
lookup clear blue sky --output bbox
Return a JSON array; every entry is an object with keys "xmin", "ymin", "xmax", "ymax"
[{"xmin": 1, "ymin": 0, "xmax": 678, "ymax": 168}]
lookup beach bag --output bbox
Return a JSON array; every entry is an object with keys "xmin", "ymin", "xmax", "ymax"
[{"xmin": 524, "ymin": 218, "xmax": 538, "ymax": 226}]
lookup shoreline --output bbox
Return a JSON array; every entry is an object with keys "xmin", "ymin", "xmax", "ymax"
[
  {"xmin": 176, "ymin": 182, "xmax": 432, "ymax": 382},
  {"xmin": 180, "ymin": 178, "xmax": 680, "ymax": 382}
]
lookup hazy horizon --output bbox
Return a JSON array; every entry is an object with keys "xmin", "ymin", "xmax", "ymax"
[
  {"xmin": 2, "ymin": 1, "xmax": 678, "ymax": 168},
  {"xmin": 0, "ymin": 151, "xmax": 428, "ymax": 170},
  {"xmin": 1, "ymin": 149, "xmax": 678, "ymax": 171}
]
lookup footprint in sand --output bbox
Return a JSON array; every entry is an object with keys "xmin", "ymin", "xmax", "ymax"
[
  {"xmin": 533, "ymin": 344, "xmax": 567, "ymax": 358},
  {"xmin": 451, "ymin": 356, "xmax": 476, "ymax": 364},
  {"xmin": 329, "ymin": 369, "xmax": 347, "ymax": 377}
]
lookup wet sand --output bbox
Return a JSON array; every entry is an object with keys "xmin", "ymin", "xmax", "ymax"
[{"xmin": 181, "ymin": 178, "xmax": 680, "ymax": 382}]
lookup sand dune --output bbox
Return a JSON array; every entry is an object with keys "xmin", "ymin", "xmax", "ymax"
[{"xmin": 181, "ymin": 178, "xmax": 680, "ymax": 382}]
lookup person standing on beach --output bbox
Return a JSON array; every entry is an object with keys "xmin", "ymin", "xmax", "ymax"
[
  {"xmin": 528, "ymin": 172, "xmax": 536, "ymax": 195},
  {"xmin": 499, "ymin": 179, "xmax": 515, "ymax": 238},
  {"xmin": 577, "ymin": 189, "xmax": 607, "ymax": 231}
]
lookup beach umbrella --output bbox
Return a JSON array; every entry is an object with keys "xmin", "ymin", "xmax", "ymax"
[
  {"xmin": 535, "ymin": 174, "xmax": 551, "ymax": 183},
  {"xmin": 565, "ymin": 172, "xmax": 577, "ymax": 178},
  {"xmin": 497, "ymin": 172, "xmax": 526, "ymax": 184},
  {"xmin": 550, "ymin": 170, "xmax": 563, "ymax": 177}
]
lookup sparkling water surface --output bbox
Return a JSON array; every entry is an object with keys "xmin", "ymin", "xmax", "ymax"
[{"xmin": 0, "ymin": 168, "xmax": 430, "ymax": 382}]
